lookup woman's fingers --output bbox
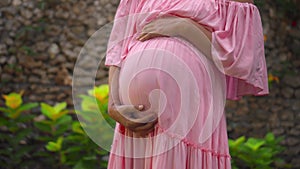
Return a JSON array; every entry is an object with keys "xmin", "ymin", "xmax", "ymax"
[
  {"xmin": 133, "ymin": 118, "xmax": 158, "ymax": 132},
  {"xmin": 113, "ymin": 104, "xmax": 158, "ymax": 135},
  {"xmin": 125, "ymin": 112, "xmax": 157, "ymax": 128},
  {"xmin": 137, "ymin": 33, "xmax": 152, "ymax": 41},
  {"xmin": 128, "ymin": 119, "xmax": 158, "ymax": 137},
  {"xmin": 137, "ymin": 33, "xmax": 167, "ymax": 41}
]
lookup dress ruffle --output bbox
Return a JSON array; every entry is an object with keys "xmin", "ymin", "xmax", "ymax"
[
  {"xmin": 210, "ymin": 0, "xmax": 268, "ymax": 100},
  {"xmin": 108, "ymin": 124, "xmax": 231, "ymax": 169}
]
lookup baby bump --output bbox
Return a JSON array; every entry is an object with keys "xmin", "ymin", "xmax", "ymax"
[
  {"xmin": 119, "ymin": 63, "xmax": 181, "ymax": 129},
  {"xmin": 119, "ymin": 38, "xmax": 226, "ymax": 142},
  {"xmin": 118, "ymin": 37, "xmax": 215, "ymax": 133}
]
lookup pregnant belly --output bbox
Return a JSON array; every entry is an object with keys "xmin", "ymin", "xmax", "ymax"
[
  {"xmin": 118, "ymin": 37, "xmax": 209, "ymax": 130},
  {"xmin": 119, "ymin": 37, "xmax": 188, "ymax": 105},
  {"xmin": 118, "ymin": 37, "xmax": 227, "ymax": 143}
]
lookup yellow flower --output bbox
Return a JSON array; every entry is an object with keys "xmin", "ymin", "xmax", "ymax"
[
  {"xmin": 88, "ymin": 85, "xmax": 109, "ymax": 103},
  {"xmin": 268, "ymin": 74, "xmax": 279, "ymax": 84},
  {"xmin": 264, "ymin": 35, "xmax": 267, "ymax": 42},
  {"xmin": 2, "ymin": 91, "xmax": 24, "ymax": 109}
]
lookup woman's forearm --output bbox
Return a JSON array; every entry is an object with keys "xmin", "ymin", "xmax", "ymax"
[
  {"xmin": 178, "ymin": 18, "xmax": 212, "ymax": 60},
  {"xmin": 108, "ymin": 66, "xmax": 121, "ymax": 109},
  {"xmin": 107, "ymin": 66, "xmax": 158, "ymax": 135}
]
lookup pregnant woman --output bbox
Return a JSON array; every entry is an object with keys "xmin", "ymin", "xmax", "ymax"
[{"xmin": 105, "ymin": 0, "xmax": 268, "ymax": 168}]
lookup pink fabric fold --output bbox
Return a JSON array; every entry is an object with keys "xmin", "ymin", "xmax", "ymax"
[{"xmin": 210, "ymin": 0, "xmax": 268, "ymax": 99}]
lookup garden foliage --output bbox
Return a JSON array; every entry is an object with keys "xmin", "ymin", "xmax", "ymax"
[{"xmin": 0, "ymin": 85, "xmax": 286, "ymax": 169}]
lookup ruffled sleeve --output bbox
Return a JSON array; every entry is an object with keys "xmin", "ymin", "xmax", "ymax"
[
  {"xmin": 105, "ymin": 0, "xmax": 136, "ymax": 67},
  {"xmin": 211, "ymin": 2, "xmax": 269, "ymax": 100}
]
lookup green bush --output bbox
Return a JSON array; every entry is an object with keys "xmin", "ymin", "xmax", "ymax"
[
  {"xmin": 0, "ymin": 91, "xmax": 38, "ymax": 168},
  {"xmin": 33, "ymin": 84, "xmax": 111, "ymax": 169},
  {"xmin": 0, "ymin": 85, "xmax": 111, "ymax": 169},
  {"xmin": 229, "ymin": 133, "xmax": 289, "ymax": 169}
]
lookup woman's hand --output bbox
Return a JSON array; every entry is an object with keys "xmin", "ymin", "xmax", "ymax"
[
  {"xmin": 137, "ymin": 16, "xmax": 186, "ymax": 41},
  {"xmin": 108, "ymin": 66, "xmax": 158, "ymax": 137},
  {"xmin": 137, "ymin": 16, "xmax": 213, "ymax": 59},
  {"xmin": 108, "ymin": 104, "xmax": 158, "ymax": 137}
]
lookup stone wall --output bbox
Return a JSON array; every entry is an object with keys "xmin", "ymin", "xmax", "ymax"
[
  {"xmin": 0, "ymin": 0, "xmax": 299, "ymax": 168},
  {"xmin": 0, "ymin": 0, "xmax": 118, "ymax": 105}
]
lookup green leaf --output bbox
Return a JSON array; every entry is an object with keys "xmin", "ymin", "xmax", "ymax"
[
  {"xmin": 0, "ymin": 116, "xmax": 8, "ymax": 126},
  {"xmin": 17, "ymin": 114, "xmax": 35, "ymax": 123},
  {"xmin": 46, "ymin": 142, "xmax": 60, "ymax": 152},
  {"xmin": 229, "ymin": 136, "xmax": 245, "ymax": 148},
  {"xmin": 55, "ymin": 116, "xmax": 72, "ymax": 136},
  {"xmin": 56, "ymin": 115, "xmax": 72, "ymax": 125},
  {"xmin": 73, "ymin": 157, "xmax": 98, "ymax": 169},
  {"xmin": 83, "ymin": 156, "xmax": 97, "ymax": 160},
  {"xmin": 88, "ymin": 85, "xmax": 109, "ymax": 103},
  {"xmin": 53, "ymin": 109, "xmax": 69, "ymax": 121},
  {"xmin": 72, "ymin": 122, "xmax": 85, "ymax": 135},
  {"xmin": 46, "ymin": 137, "xmax": 63, "ymax": 152},
  {"xmin": 0, "ymin": 107, "xmax": 10, "ymax": 113},
  {"xmin": 17, "ymin": 103, "xmax": 39, "ymax": 112},
  {"xmin": 65, "ymin": 135, "xmax": 85, "ymax": 142},
  {"xmin": 55, "ymin": 127, "xmax": 70, "ymax": 136},
  {"xmin": 96, "ymin": 149, "xmax": 109, "ymax": 156},
  {"xmin": 34, "ymin": 121, "xmax": 52, "ymax": 133},
  {"xmin": 245, "ymin": 138, "xmax": 265, "ymax": 151},
  {"xmin": 265, "ymin": 132, "xmax": 275, "ymax": 142},
  {"xmin": 79, "ymin": 95, "xmax": 99, "ymax": 112},
  {"xmin": 65, "ymin": 146, "xmax": 83, "ymax": 153},
  {"xmin": 41, "ymin": 103, "xmax": 55, "ymax": 120},
  {"xmin": 73, "ymin": 160, "xmax": 88, "ymax": 169},
  {"xmin": 257, "ymin": 147, "xmax": 273, "ymax": 159},
  {"xmin": 60, "ymin": 152, "xmax": 66, "ymax": 164},
  {"xmin": 54, "ymin": 102, "xmax": 67, "ymax": 114},
  {"xmin": 14, "ymin": 128, "xmax": 31, "ymax": 143},
  {"xmin": 76, "ymin": 110, "xmax": 97, "ymax": 122}
]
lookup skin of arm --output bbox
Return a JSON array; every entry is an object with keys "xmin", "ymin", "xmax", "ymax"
[
  {"xmin": 108, "ymin": 66, "xmax": 121, "ymax": 109},
  {"xmin": 178, "ymin": 18, "xmax": 213, "ymax": 60},
  {"xmin": 107, "ymin": 66, "xmax": 158, "ymax": 137},
  {"xmin": 137, "ymin": 17, "xmax": 213, "ymax": 60}
]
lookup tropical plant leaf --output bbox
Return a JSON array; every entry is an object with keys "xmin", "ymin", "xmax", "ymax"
[
  {"xmin": 79, "ymin": 95, "xmax": 99, "ymax": 112},
  {"xmin": 41, "ymin": 103, "xmax": 55, "ymax": 120},
  {"xmin": 52, "ymin": 109, "xmax": 69, "ymax": 121},
  {"xmin": 54, "ymin": 102, "xmax": 67, "ymax": 114},
  {"xmin": 17, "ymin": 103, "xmax": 39, "ymax": 112},
  {"xmin": 72, "ymin": 121, "xmax": 85, "ymax": 135},
  {"xmin": 34, "ymin": 121, "xmax": 52, "ymax": 133},
  {"xmin": 245, "ymin": 138, "xmax": 265, "ymax": 151}
]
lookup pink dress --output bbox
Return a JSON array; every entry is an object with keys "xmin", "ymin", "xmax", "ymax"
[{"xmin": 105, "ymin": 0, "xmax": 268, "ymax": 168}]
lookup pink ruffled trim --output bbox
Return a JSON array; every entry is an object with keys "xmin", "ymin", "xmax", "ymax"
[{"xmin": 154, "ymin": 124, "xmax": 231, "ymax": 159}]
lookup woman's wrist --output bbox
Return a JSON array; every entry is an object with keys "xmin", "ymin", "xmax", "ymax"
[
  {"xmin": 174, "ymin": 18, "xmax": 213, "ymax": 60},
  {"xmin": 178, "ymin": 18, "xmax": 212, "ymax": 41},
  {"xmin": 175, "ymin": 18, "xmax": 191, "ymax": 37}
]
